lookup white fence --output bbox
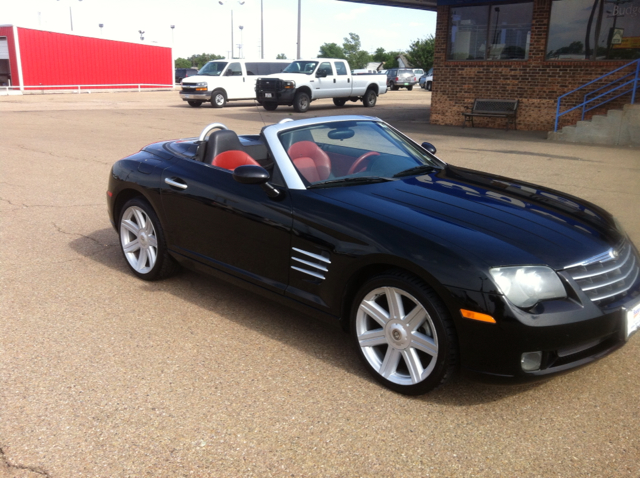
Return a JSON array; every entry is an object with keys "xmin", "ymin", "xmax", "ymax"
[{"xmin": 0, "ymin": 83, "xmax": 175, "ymax": 95}]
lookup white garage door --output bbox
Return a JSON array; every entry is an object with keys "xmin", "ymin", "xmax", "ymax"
[{"xmin": 0, "ymin": 38, "xmax": 9, "ymax": 59}]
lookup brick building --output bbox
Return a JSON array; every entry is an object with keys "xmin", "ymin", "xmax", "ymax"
[{"xmin": 344, "ymin": 0, "xmax": 640, "ymax": 131}]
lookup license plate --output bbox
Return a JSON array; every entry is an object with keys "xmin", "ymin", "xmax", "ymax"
[
  {"xmin": 265, "ymin": 92, "xmax": 273, "ymax": 98},
  {"xmin": 627, "ymin": 300, "xmax": 640, "ymax": 339},
  {"xmin": 183, "ymin": 94, "xmax": 193, "ymax": 99},
  {"xmin": 404, "ymin": 83, "xmax": 409, "ymax": 85}
]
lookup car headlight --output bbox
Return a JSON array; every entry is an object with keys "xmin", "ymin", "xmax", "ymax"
[
  {"xmin": 283, "ymin": 80, "xmax": 295, "ymax": 89},
  {"xmin": 489, "ymin": 266, "xmax": 566, "ymax": 308}
]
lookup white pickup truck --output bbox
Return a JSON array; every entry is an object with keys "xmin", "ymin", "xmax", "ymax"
[{"xmin": 255, "ymin": 59, "xmax": 388, "ymax": 112}]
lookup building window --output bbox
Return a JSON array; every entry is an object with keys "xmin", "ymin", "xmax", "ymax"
[
  {"xmin": 448, "ymin": 2, "xmax": 533, "ymax": 60},
  {"xmin": 547, "ymin": 0, "xmax": 640, "ymax": 60}
]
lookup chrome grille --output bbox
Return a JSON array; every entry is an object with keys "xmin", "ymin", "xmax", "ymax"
[{"xmin": 563, "ymin": 242, "xmax": 639, "ymax": 304}]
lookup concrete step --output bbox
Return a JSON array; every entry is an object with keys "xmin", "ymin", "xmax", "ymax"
[{"xmin": 549, "ymin": 103, "xmax": 639, "ymax": 146}]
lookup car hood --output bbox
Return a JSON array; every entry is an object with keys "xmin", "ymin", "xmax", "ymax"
[{"xmin": 314, "ymin": 165, "xmax": 623, "ymax": 269}]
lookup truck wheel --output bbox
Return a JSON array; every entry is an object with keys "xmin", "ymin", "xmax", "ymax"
[
  {"xmin": 187, "ymin": 100, "xmax": 203, "ymax": 107},
  {"xmin": 363, "ymin": 89, "xmax": 377, "ymax": 108},
  {"xmin": 407, "ymin": 85, "xmax": 414, "ymax": 91},
  {"xmin": 333, "ymin": 98, "xmax": 347, "ymax": 107},
  {"xmin": 211, "ymin": 90, "xmax": 226, "ymax": 108},
  {"xmin": 293, "ymin": 91, "xmax": 310, "ymax": 113},
  {"xmin": 263, "ymin": 102, "xmax": 278, "ymax": 111}
]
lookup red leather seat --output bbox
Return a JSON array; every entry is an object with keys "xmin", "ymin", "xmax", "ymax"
[
  {"xmin": 288, "ymin": 141, "xmax": 331, "ymax": 183},
  {"xmin": 212, "ymin": 150, "xmax": 260, "ymax": 171}
]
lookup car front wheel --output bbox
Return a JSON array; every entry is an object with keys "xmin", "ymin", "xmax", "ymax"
[
  {"xmin": 427, "ymin": 82, "xmax": 432, "ymax": 91},
  {"xmin": 211, "ymin": 90, "xmax": 227, "ymax": 108},
  {"xmin": 293, "ymin": 91, "xmax": 310, "ymax": 112},
  {"xmin": 350, "ymin": 272, "xmax": 457, "ymax": 395},
  {"xmin": 263, "ymin": 102, "xmax": 278, "ymax": 111},
  {"xmin": 188, "ymin": 100, "xmax": 203, "ymax": 107},
  {"xmin": 118, "ymin": 197, "xmax": 179, "ymax": 281}
]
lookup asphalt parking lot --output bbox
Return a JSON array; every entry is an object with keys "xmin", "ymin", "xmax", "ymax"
[{"xmin": 1, "ymin": 89, "xmax": 639, "ymax": 477}]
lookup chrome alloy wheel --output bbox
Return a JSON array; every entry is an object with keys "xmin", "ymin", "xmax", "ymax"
[
  {"xmin": 355, "ymin": 286, "xmax": 439, "ymax": 386},
  {"xmin": 120, "ymin": 205, "xmax": 159, "ymax": 275}
]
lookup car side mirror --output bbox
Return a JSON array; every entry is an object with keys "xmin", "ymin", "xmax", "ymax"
[
  {"xmin": 316, "ymin": 70, "xmax": 327, "ymax": 78},
  {"xmin": 421, "ymin": 142, "xmax": 437, "ymax": 154},
  {"xmin": 233, "ymin": 165, "xmax": 282, "ymax": 198}
]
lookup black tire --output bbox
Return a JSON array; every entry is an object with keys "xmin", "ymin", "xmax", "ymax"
[
  {"xmin": 263, "ymin": 102, "xmax": 278, "ymax": 111},
  {"xmin": 293, "ymin": 91, "xmax": 310, "ymax": 113},
  {"xmin": 333, "ymin": 98, "xmax": 347, "ymax": 107},
  {"xmin": 391, "ymin": 85, "xmax": 399, "ymax": 91},
  {"xmin": 350, "ymin": 271, "xmax": 457, "ymax": 395},
  {"xmin": 407, "ymin": 85, "xmax": 413, "ymax": 91},
  {"xmin": 188, "ymin": 100, "xmax": 203, "ymax": 107},
  {"xmin": 118, "ymin": 197, "xmax": 180, "ymax": 281},
  {"xmin": 427, "ymin": 82, "xmax": 432, "ymax": 91},
  {"xmin": 211, "ymin": 90, "xmax": 226, "ymax": 108},
  {"xmin": 362, "ymin": 89, "xmax": 377, "ymax": 108}
]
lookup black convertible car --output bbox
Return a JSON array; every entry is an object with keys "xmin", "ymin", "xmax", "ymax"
[{"xmin": 107, "ymin": 115, "xmax": 640, "ymax": 395}]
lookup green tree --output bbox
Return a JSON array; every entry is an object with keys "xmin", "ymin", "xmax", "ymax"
[
  {"xmin": 188, "ymin": 53, "xmax": 225, "ymax": 68},
  {"xmin": 318, "ymin": 42, "xmax": 346, "ymax": 59},
  {"xmin": 342, "ymin": 33, "xmax": 371, "ymax": 69},
  {"xmin": 372, "ymin": 47, "xmax": 400, "ymax": 69},
  {"xmin": 174, "ymin": 58, "xmax": 192, "ymax": 68},
  {"xmin": 405, "ymin": 35, "xmax": 435, "ymax": 71},
  {"xmin": 276, "ymin": 53, "xmax": 287, "ymax": 59}
]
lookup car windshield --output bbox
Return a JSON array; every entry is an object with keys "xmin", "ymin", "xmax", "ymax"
[
  {"xmin": 279, "ymin": 120, "xmax": 443, "ymax": 187},
  {"xmin": 282, "ymin": 61, "xmax": 318, "ymax": 75},
  {"xmin": 198, "ymin": 61, "xmax": 228, "ymax": 76}
]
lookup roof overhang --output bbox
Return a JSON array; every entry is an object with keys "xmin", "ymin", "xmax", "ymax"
[{"xmin": 338, "ymin": 0, "xmax": 437, "ymax": 12}]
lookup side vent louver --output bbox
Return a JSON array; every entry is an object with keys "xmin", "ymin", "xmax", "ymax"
[{"xmin": 291, "ymin": 247, "xmax": 331, "ymax": 280}]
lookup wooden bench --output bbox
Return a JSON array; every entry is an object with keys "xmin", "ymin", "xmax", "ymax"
[{"xmin": 463, "ymin": 99, "xmax": 518, "ymax": 130}]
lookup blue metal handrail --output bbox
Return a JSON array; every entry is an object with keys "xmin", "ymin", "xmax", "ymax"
[{"xmin": 554, "ymin": 59, "xmax": 640, "ymax": 132}]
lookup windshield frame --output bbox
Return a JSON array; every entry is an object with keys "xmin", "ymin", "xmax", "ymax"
[
  {"xmin": 197, "ymin": 61, "xmax": 229, "ymax": 77},
  {"xmin": 282, "ymin": 61, "xmax": 319, "ymax": 75},
  {"xmin": 263, "ymin": 117, "xmax": 445, "ymax": 190}
]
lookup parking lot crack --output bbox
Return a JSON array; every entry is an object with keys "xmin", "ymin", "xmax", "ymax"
[
  {"xmin": 52, "ymin": 222, "xmax": 112, "ymax": 247},
  {"xmin": 0, "ymin": 446, "xmax": 51, "ymax": 477}
]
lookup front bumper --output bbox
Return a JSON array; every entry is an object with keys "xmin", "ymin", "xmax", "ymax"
[
  {"xmin": 255, "ymin": 78, "xmax": 296, "ymax": 105},
  {"xmin": 447, "ymin": 283, "xmax": 640, "ymax": 383},
  {"xmin": 179, "ymin": 90, "xmax": 211, "ymax": 101}
]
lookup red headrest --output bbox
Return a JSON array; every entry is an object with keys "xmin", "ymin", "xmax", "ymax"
[
  {"xmin": 212, "ymin": 150, "xmax": 260, "ymax": 171},
  {"xmin": 288, "ymin": 141, "xmax": 331, "ymax": 182}
]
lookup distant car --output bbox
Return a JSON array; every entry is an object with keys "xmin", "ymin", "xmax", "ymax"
[
  {"xmin": 386, "ymin": 68, "xmax": 417, "ymax": 90},
  {"xmin": 107, "ymin": 115, "xmax": 640, "ymax": 395},
  {"xmin": 419, "ymin": 68, "xmax": 433, "ymax": 91},
  {"xmin": 175, "ymin": 68, "xmax": 198, "ymax": 84},
  {"xmin": 413, "ymin": 68, "xmax": 425, "ymax": 77}
]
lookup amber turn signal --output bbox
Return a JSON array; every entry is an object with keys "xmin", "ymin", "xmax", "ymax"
[{"xmin": 460, "ymin": 309, "xmax": 496, "ymax": 324}]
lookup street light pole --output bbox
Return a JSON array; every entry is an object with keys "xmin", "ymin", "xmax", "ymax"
[
  {"xmin": 297, "ymin": 0, "xmax": 301, "ymax": 59},
  {"xmin": 57, "ymin": 0, "xmax": 82, "ymax": 32},
  {"xmin": 239, "ymin": 25, "xmax": 244, "ymax": 58}
]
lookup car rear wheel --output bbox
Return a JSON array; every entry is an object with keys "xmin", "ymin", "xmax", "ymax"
[
  {"xmin": 211, "ymin": 90, "xmax": 227, "ymax": 108},
  {"xmin": 407, "ymin": 85, "xmax": 413, "ymax": 91},
  {"xmin": 362, "ymin": 89, "xmax": 377, "ymax": 108},
  {"xmin": 118, "ymin": 197, "xmax": 179, "ymax": 281},
  {"xmin": 188, "ymin": 100, "xmax": 203, "ymax": 107},
  {"xmin": 263, "ymin": 102, "xmax": 278, "ymax": 111},
  {"xmin": 350, "ymin": 272, "xmax": 457, "ymax": 395},
  {"xmin": 333, "ymin": 98, "xmax": 347, "ymax": 107},
  {"xmin": 391, "ymin": 85, "xmax": 399, "ymax": 91},
  {"xmin": 293, "ymin": 91, "xmax": 310, "ymax": 112}
]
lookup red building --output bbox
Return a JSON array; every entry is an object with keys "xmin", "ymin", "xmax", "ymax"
[{"xmin": 0, "ymin": 25, "xmax": 172, "ymax": 91}]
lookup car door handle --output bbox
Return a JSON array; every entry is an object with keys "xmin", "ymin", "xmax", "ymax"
[
  {"xmin": 165, "ymin": 177, "xmax": 188, "ymax": 190},
  {"xmin": 333, "ymin": 78, "xmax": 336, "ymax": 83}
]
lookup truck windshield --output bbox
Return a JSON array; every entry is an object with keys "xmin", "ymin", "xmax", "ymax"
[
  {"xmin": 282, "ymin": 61, "xmax": 318, "ymax": 75},
  {"xmin": 198, "ymin": 62, "xmax": 228, "ymax": 76}
]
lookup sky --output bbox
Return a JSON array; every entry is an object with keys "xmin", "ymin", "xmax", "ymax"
[{"xmin": 3, "ymin": 0, "xmax": 437, "ymax": 60}]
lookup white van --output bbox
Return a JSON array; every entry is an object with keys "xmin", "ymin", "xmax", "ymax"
[{"xmin": 179, "ymin": 59, "xmax": 291, "ymax": 108}]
